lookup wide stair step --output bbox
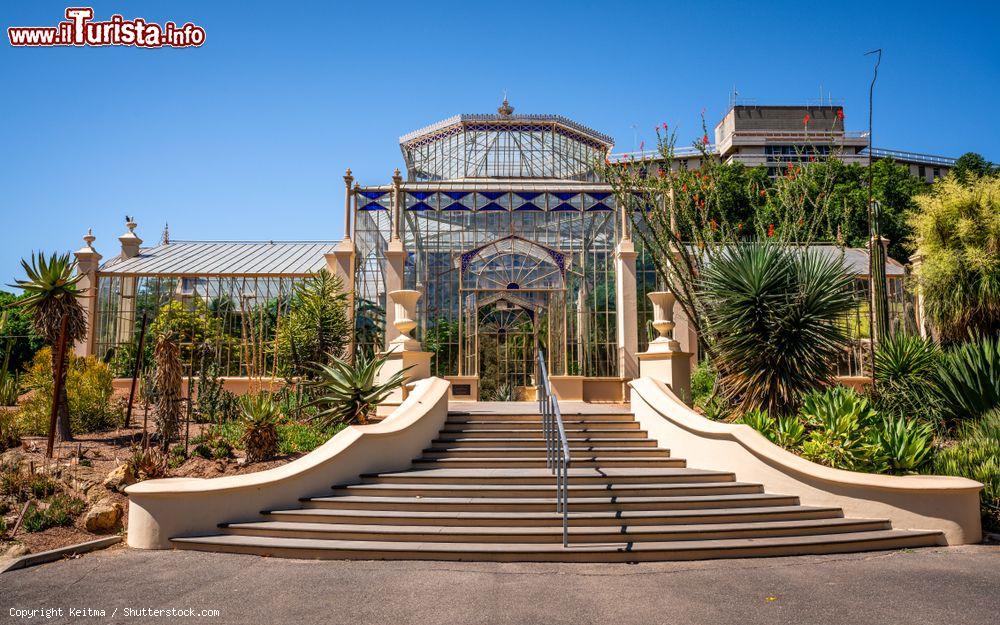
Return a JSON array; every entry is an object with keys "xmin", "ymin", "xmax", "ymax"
[
  {"xmin": 170, "ymin": 407, "xmax": 945, "ymax": 561},
  {"xmin": 172, "ymin": 530, "xmax": 943, "ymax": 562}
]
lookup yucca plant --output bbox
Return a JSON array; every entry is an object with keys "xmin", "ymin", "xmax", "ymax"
[
  {"xmin": 872, "ymin": 333, "xmax": 944, "ymax": 425},
  {"xmin": 936, "ymin": 335, "xmax": 1000, "ymax": 427},
  {"xmin": 10, "ymin": 252, "xmax": 88, "ymax": 442},
  {"xmin": 238, "ymin": 392, "xmax": 282, "ymax": 463},
  {"xmin": 305, "ymin": 351, "xmax": 408, "ymax": 428},
  {"xmin": 699, "ymin": 242, "xmax": 856, "ymax": 417},
  {"xmin": 153, "ymin": 333, "xmax": 183, "ymax": 451}
]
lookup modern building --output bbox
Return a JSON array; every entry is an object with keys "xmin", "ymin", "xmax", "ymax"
[
  {"xmin": 615, "ymin": 104, "xmax": 956, "ymax": 182},
  {"xmin": 74, "ymin": 100, "xmax": 935, "ymax": 399}
]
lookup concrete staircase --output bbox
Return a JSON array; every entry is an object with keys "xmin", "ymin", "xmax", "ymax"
[{"xmin": 172, "ymin": 406, "xmax": 943, "ymax": 561}]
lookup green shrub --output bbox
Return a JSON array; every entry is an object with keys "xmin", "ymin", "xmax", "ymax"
[
  {"xmin": 277, "ymin": 421, "xmax": 340, "ymax": 455},
  {"xmin": 21, "ymin": 494, "xmax": 85, "ymax": 532},
  {"xmin": 194, "ymin": 365, "xmax": 239, "ymax": 424},
  {"xmin": 691, "ymin": 361, "xmax": 725, "ymax": 419},
  {"xmin": 275, "ymin": 270, "xmax": 351, "ymax": 377},
  {"xmin": 211, "ymin": 438, "xmax": 234, "ymax": 460},
  {"xmin": 191, "ymin": 443, "xmax": 212, "ymax": 459},
  {"xmin": 17, "ymin": 348, "xmax": 122, "ymax": 435},
  {"xmin": 932, "ymin": 408, "xmax": 1000, "ymax": 531},
  {"xmin": 772, "ymin": 415, "xmax": 807, "ymax": 449},
  {"xmin": 936, "ymin": 335, "xmax": 1000, "ymax": 426}
]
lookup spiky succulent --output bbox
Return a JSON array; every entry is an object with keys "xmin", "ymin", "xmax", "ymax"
[
  {"xmin": 12, "ymin": 252, "xmax": 87, "ymax": 344},
  {"xmin": 305, "ymin": 351, "xmax": 408, "ymax": 428},
  {"xmin": 238, "ymin": 392, "xmax": 282, "ymax": 463}
]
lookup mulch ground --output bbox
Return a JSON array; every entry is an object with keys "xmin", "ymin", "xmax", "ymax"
[{"xmin": 2, "ymin": 415, "xmax": 304, "ymax": 557}]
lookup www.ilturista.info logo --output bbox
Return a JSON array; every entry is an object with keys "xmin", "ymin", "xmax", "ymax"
[{"xmin": 8, "ymin": 7, "xmax": 205, "ymax": 48}]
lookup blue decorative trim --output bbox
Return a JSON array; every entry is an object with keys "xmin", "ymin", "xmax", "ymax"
[
  {"xmin": 586, "ymin": 202, "xmax": 613, "ymax": 211},
  {"xmin": 408, "ymin": 191, "xmax": 434, "ymax": 200},
  {"xmin": 444, "ymin": 191, "xmax": 470, "ymax": 200},
  {"xmin": 516, "ymin": 191, "xmax": 542, "ymax": 201},
  {"xmin": 479, "ymin": 191, "xmax": 506, "ymax": 200},
  {"xmin": 360, "ymin": 191, "xmax": 388, "ymax": 200},
  {"xmin": 478, "ymin": 202, "xmax": 505, "ymax": 211},
  {"xmin": 443, "ymin": 202, "xmax": 470, "ymax": 211},
  {"xmin": 551, "ymin": 202, "xmax": 577, "ymax": 212},
  {"xmin": 407, "ymin": 202, "xmax": 433, "ymax": 211},
  {"xmin": 359, "ymin": 202, "xmax": 387, "ymax": 211},
  {"xmin": 587, "ymin": 191, "xmax": 611, "ymax": 201},
  {"xmin": 553, "ymin": 192, "xmax": 577, "ymax": 200},
  {"xmin": 514, "ymin": 202, "xmax": 542, "ymax": 211}
]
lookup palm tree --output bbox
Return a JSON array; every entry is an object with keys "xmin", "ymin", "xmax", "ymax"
[{"xmin": 11, "ymin": 252, "xmax": 88, "ymax": 443}]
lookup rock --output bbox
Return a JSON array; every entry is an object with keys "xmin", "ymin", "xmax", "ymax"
[
  {"xmin": 4, "ymin": 544, "xmax": 31, "ymax": 558},
  {"xmin": 83, "ymin": 499, "xmax": 123, "ymax": 533},
  {"xmin": 103, "ymin": 464, "xmax": 136, "ymax": 492},
  {"xmin": 64, "ymin": 465, "xmax": 104, "ymax": 496}
]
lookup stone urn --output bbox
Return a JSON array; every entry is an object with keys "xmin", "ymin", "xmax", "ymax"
[
  {"xmin": 647, "ymin": 291, "xmax": 680, "ymax": 352},
  {"xmin": 388, "ymin": 289, "xmax": 421, "ymax": 350}
]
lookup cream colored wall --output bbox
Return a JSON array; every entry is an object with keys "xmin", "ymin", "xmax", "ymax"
[
  {"xmin": 630, "ymin": 377, "xmax": 982, "ymax": 545},
  {"xmin": 126, "ymin": 377, "xmax": 451, "ymax": 549}
]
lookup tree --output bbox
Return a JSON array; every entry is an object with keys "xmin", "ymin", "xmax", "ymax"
[
  {"xmin": 0, "ymin": 290, "xmax": 44, "ymax": 373},
  {"xmin": 910, "ymin": 174, "xmax": 1000, "ymax": 343},
  {"xmin": 952, "ymin": 152, "xmax": 995, "ymax": 183},
  {"xmin": 275, "ymin": 270, "xmax": 351, "ymax": 377},
  {"xmin": 11, "ymin": 253, "xmax": 88, "ymax": 442}
]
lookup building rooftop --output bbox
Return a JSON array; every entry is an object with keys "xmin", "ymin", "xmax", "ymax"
[{"xmin": 99, "ymin": 240, "xmax": 339, "ymax": 277}]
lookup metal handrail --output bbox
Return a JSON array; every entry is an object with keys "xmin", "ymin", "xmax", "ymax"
[{"xmin": 537, "ymin": 348, "xmax": 570, "ymax": 547}]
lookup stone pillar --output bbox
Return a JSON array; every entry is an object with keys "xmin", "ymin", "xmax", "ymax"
[
  {"xmin": 328, "ymin": 169, "xmax": 357, "ymax": 357},
  {"xmin": 383, "ymin": 170, "xmax": 407, "ymax": 349},
  {"xmin": 637, "ymin": 291, "xmax": 692, "ymax": 404},
  {"xmin": 614, "ymin": 238, "xmax": 639, "ymax": 378},
  {"xmin": 72, "ymin": 230, "xmax": 102, "ymax": 357},
  {"xmin": 376, "ymin": 289, "xmax": 432, "ymax": 416},
  {"xmin": 116, "ymin": 219, "xmax": 143, "ymax": 344}
]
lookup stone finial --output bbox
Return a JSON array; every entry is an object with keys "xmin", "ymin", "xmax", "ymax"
[
  {"xmin": 119, "ymin": 217, "xmax": 143, "ymax": 259},
  {"xmin": 344, "ymin": 168, "xmax": 353, "ymax": 186},
  {"xmin": 74, "ymin": 228, "xmax": 102, "ymax": 272},
  {"xmin": 162, "ymin": 222, "xmax": 170, "ymax": 245},
  {"xmin": 392, "ymin": 168, "xmax": 402, "ymax": 185},
  {"xmin": 498, "ymin": 98, "xmax": 514, "ymax": 116}
]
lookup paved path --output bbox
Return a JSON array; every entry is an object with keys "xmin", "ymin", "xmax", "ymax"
[{"xmin": 3, "ymin": 546, "xmax": 998, "ymax": 624}]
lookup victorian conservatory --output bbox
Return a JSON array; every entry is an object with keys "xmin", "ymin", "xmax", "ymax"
[
  {"xmin": 74, "ymin": 101, "xmax": 914, "ymax": 402},
  {"xmin": 347, "ymin": 101, "xmax": 662, "ymax": 401}
]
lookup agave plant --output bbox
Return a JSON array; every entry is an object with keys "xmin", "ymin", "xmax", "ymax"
[
  {"xmin": 305, "ymin": 351, "xmax": 408, "ymax": 428},
  {"xmin": 799, "ymin": 386, "xmax": 878, "ymax": 470},
  {"xmin": 871, "ymin": 416, "xmax": 934, "ymax": 474},
  {"xmin": 10, "ymin": 252, "xmax": 88, "ymax": 442},
  {"xmin": 936, "ymin": 335, "xmax": 1000, "ymax": 426},
  {"xmin": 772, "ymin": 415, "xmax": 807, "ymax": 449},
  {"xmin": 932, "ymin": 407, "xmax": 1000, "ymax": 530},
  {"xmin": 699, "ymin": 242, "xmax": 855, "ymax": 417},
  {"xmin": 738, "ymin": 409, "xmax": 774, "ymax": 437},
  {"xmin": 238, "ymin": 392, "xmax": 282, "ymax": 463},
  {"xmin": 153, "ymin": 333, "xmax": 183, "ymax": 451}
]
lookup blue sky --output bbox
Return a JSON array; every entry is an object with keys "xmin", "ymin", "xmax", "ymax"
[{"xmin": 1, "ymin": 1, "xmax": 998, "ymax": 286}]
